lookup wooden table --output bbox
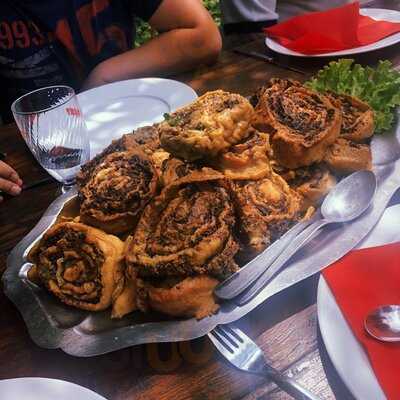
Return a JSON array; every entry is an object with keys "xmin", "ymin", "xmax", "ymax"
[{"xmin": 1, "ymin": 2, "xmax": 399, "ymax": 398}]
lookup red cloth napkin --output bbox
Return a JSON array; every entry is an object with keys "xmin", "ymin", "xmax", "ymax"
[
  {"xmin": 323, "ymin": 242, "xmax": 400, "ymax": 399},
  {"xmin": 265, "ymin": 2, "xmax": 400, "ymax": 54}
]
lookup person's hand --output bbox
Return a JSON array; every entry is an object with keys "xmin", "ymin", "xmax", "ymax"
[{"xmin": 0, "ymin": 161, "xmax": 23, "ymax": 202}]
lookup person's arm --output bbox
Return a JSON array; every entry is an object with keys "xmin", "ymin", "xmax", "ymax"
[
  {"xmin": 82, "ymin": 0, "xmax": 222, "ymax": 89},
  {"xmin": 0, "ymin": 161, "xmax": 22, "ymax": 202}
]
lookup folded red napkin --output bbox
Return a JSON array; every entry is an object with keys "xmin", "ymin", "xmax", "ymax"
[
  {"xmin": 323, "ymin": 242, "xmax": 400, "ymax": 399},
  {"xmin": 265, "ymin": 2, "xmax": 400, "ymax": 54}
]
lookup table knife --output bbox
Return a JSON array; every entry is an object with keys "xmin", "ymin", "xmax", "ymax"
[
  {"xmin": 233, "ymin": 48, "xmax": 307, "ymax": 75},
  {"xmin": 23, "ymin": 177, "xmax": 54, "ymax": 191}
]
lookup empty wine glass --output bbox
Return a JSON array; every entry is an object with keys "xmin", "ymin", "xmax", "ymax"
[{"xmin": 11, "ymin": 85, "xmax": 89, "ymax": 192}]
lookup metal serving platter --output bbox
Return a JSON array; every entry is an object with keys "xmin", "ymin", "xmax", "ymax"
[{"xmin": 3, "ymin": 118, "xmax": 400, "ymax": 357}]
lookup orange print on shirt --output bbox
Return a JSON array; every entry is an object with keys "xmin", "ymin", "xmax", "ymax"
[
  {"xmin": 54, "ymin": 18, "xmax": 84, "ymax": 79},
  {"xmin": 54, "ymin": 18, "xmax": 80, "ymax": 65},
  {"xmin": 76, "ymin": 0, "xmax": 110, "ymax": 56}
]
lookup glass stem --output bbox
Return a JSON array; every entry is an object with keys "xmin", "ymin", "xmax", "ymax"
[{"xmin": 61, "ymin": 179, "xmax": 76, "ymax": 194}]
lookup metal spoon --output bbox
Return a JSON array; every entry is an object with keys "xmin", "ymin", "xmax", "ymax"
[
  {"xmin": 236, "ymin": 170, "xmax": 377, "ymax": 305},
  {"xmin": 365, "ymin": 305, "xmax": 400, "ymax": 342}
]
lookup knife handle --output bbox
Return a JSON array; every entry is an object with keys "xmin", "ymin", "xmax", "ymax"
[
  {"xmin": 214, "ymin": 213, "xmax": 320, "ymax": 300},
  {"xmin": 260, "ymin": 364, "xmax": 321, "ymax": 400}
]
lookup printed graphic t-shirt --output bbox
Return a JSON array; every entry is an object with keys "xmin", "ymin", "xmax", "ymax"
[{"xmin": 0, "ymin": 0, "xmax": 162, "ymax": 121}]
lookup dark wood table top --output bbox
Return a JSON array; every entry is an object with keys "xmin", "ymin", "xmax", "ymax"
[{"xmin": 1, "ymin": 2, "xmax": 399, "ymax": 398}]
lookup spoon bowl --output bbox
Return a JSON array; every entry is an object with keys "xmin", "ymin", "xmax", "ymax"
[
  {"xmin": 365, "ymin": 305, "xmax": 400, "ymax": 342},
  {"xmin": 321, "ymin": 170, "xmax": 377, "ymax": 222}
]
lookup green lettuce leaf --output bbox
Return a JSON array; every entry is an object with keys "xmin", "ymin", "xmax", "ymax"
[{"xmin": 306, "ymin": 59, "xmax": 400, "ymax": 133}]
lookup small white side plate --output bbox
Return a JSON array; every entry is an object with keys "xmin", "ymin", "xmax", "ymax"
[
  {"xmin": 317, "ymin": 204, "xmax": 400, "ymax": 400},
  {"xmin": 0, "ymin": 378, "xmax": 108, "ymax": 400},
  {"xmin": 266, "ymin": 8, "xmax": 400, "ymax": 57},
  {"xmin": 77, "ymin": 78, "xmax": 197, "ymax": 157}
]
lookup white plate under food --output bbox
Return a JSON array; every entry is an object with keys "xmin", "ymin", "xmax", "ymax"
[
  {"xmin": 77, "ymin": 78, "xmax": 197, "ymax": 157},
  {"xmin": 0, "ymin": 378, "xmax": 108, "ymax": 400},
  {"xmin": 317, "ymin": 203, "xmax": 400, "ymax": 400},
  {"xmin": 266, "ymin": 8, "xmax": 400, "ymax": 57}
]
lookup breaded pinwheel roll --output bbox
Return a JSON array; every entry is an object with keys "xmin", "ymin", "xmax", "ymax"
[
  {"xmin": 253, "ymin": 79, "xmax": 341, "ymax": 169},
  {"xmin": 28, "ymin": 222, "xmax": 136, "ymax": 318},
  {"xmin": 211, "ymin": 129, "xmax": 273, "ymax": 180},
  {"xmin": 77, "ymin": 133, "xmax": 138, "ymax": 185},
  {"xmin": 159, "ymin": 156, "xmax": 205, "ymax": 187},
  {"xmin": 125, "ymin": 169, "xmax": 239, "ymax": 319},
  {"xmin": 133, "ymin": 125, "xmax": 170, "ymax": 175},
  {"xmin": 229, "ymin": 172, "xmax": 303, "ymax": 255},
  {"xmin": 326, "ymin": 92, "xmax": 374, "ymax": 142},
  {"xmin": 78, "ymin": 147, "xmax": 158, "ymax": 235},
  {"xmin": 325, "ymin": 138, "xmax": 372, "ymax": 175},
  {"xmin": 159, "ymin": 90, "xmax": 254, "ymax": 161},
  {"xmin": 274, "ymin": 163, "xmax": 337, "ymax": 209}
]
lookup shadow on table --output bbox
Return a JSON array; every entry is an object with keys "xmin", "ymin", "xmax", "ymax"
[{"xmin": 235, "ymin": 273, "xmax": 319, "ymax": 337}]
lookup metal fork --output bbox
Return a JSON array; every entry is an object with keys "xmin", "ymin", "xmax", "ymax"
[{"xmin": 208, "ymin": 325, "xmax": 321, "ymax": 400}]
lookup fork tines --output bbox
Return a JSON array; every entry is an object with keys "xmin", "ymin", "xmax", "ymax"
[{"xmin": 210, "ymin": 325, "xmax": 244, "ymax": 353}]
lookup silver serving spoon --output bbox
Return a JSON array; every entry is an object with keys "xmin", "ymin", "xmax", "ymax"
[
  {"xmin": 365, "ymin": 305, "xmax": 400, "ymax": 342},
  {"xmin": 236, "ymin": 170, "xmax": 377, "ymax": 305}
]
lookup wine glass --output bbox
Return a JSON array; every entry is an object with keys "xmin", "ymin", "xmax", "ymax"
[{"xmin": 11, "ymin": 85, "xmax": 89, "ymax": 192}]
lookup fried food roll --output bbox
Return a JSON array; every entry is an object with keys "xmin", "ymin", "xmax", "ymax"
[
  {"xmin": 137, "ymin": 276, "xmax": 219, "ymax": 320},
  {"xmin": 77, "ymin": 126, "xmax": 168, "ymax": 185},
  {"xmin": 159, "ymin": 90, "xmax": 254, "ymax": 161},
  {"xmin": 276, "ymin": 163, "xmax": 337, "ymax": 208},
  {"xmin": 160, "ymin": 156, "xmax": 206, "ymax": 187},
  {"xmin": 133, "ymin": 125, "xmax": 170, "ymax": 175},
  {"xmin": 126, "ymin": 169, "xmax": 239, "ymax": 279},
  {"xmin": 253, "ymin": 79, "xmax": 341, "ymax": 169},
  {"xmin": 78, "ymin": 148, "xmax": 158, "ymax": 235},
  {"xmin": 326, "ymin": 92, "xmax": 374, "ymax": 142},
  {"xmin": 325, "ymin": 138, "xmax": 372, "ymax": 175},
  {"xmin": 211, "ymin": 129, "xmax": 273, "ymax": 180},
  {"xmin": 125, "ymin": 169, "xmax": 239, "ymax": 319},
  {"xmin": 230, "ymin": 172, "xmax": 302, "ymax": 254},
  {"xmin": 28, "ymin": 222, "xmax": 136, "ymax": 318},
  {"xmin": 77, "ymin": 133, "xmax": 138, "ymax": 186}
]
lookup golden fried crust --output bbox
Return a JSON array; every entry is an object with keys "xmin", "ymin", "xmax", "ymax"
[
  {"xmin": 133, "ymin": 125, "xmax": 160, "ymax": 149},
  {"xmin": 149, "ymin": 149, "xmax": 171, "ymax": 176},
  {"xmin": 254, "ymin": 79, "xmax": 341, "ymax": 168},
  {"xmin": 79, "ymin": 148, "xmax": 158, "ymax": 235},
  {"xmin": 77, "ymin": 133, "xmax": 138, "ymax": 186},
  {"xmin": 133, "ymin": 125, "xmax": 170, "ymax": 175},
  {"xmin": 111, "ymin": 270, "xmax": 137, "ymax": 319},
  {"xmin": 138, "ymin": 276, "xmax": 219, "ymax": 320},
  {"xmin": 125, "ymin": 170, "xmax": 239, "ymax": 281},
  {"xmin": 326, "ymin": 92, "xmax": 374, "ymax": 142},
  {"xmin": 160, "ymin": 156, "xmax": 206, "ymax": 187},
  {"xmin": 159, "ymin": 90, "xmax": 254, "ymax": 161},
  {"xmin": 325, "ymin": 138, "xmax": 372, "ymax": 175},
  {"xmin": 277, "ymin": 164, "xmax": 337, "ymax": 208},
  {"xmin": 230, "ymin": 172, "xmax": 302, "ymax": 254},
  {"xmin": 211, "ymin": 129, "xmax": 273, "ymax": 180},
  {"xmin": 28, "ymin": 222, "xmax": 136, "ymax": 316}
]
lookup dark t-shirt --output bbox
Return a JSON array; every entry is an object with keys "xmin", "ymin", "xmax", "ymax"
[{"xmin": 0, "ymin": 0, "xmax": 162, "ymax": 121}]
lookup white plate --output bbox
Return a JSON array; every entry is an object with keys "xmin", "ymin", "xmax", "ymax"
[
  {"xmin": 317, "ymin": 203, "xmax": 400, "ymax": 400},
  {"xmin": 266, "ymin": 8, "xmax": 400, "ymax": 57},
  {"xmin": 77, "ymin": 78, "xmax": 197, "ymax": 157},
  {"xmin": 0, "ymin": 378, "xmax": 108, "ymax": 400}
]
